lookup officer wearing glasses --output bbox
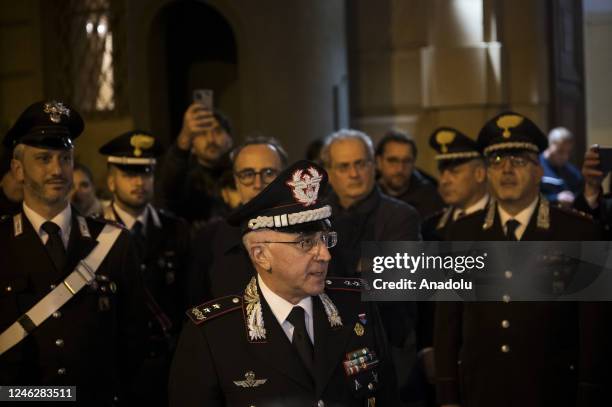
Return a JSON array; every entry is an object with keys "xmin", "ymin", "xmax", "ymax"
[
  {"xmin": 187, "ymin": 136, "xmax": 288, "ymax": 306},
  {"xmin": 435, "ymin": 112, "xmax": 601, "ymax": 407},
  {"xmin": 170, "ymin": 160, "xmax": 399, "ymax": 406}
]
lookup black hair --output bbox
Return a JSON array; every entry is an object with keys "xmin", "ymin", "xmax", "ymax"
[{"xmin": 375, "ymin": 129, "xmax": 418, "ymax": 159}]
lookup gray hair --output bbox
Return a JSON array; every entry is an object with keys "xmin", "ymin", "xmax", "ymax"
[
  {"xmin": 320, "ymin": 129, "xmax": 374, "ymax": 168},
  {"xmin": 548, "ymin": 127, "xmax": 573, "ymax": 144}
]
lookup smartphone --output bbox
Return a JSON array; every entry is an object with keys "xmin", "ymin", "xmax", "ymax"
[
  {"xmin": 598, "ymin": 147, "xmax": 612, "ymax": 174},
  {"xmin": 193, "ymin": 89, "xmax": 213, "ymax": 110}
]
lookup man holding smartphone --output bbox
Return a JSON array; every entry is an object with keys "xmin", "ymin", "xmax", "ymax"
[{"xmin": 157, "ymin": 96, "xmax": 233, "ymax": 231}]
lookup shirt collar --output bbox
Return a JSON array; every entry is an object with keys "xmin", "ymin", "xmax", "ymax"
[
  {"xmin": 257, "ymin": 274, "xmax": 313, "ymax": 326},
  {"xmin": 497, "ymin": 196, "xmax": 539, "ymax": 240},
  {"xmin": 23, "ymin": 202, "xmax": 72, "ymax": 242},
  {"xmin": 113, "ymin": 202, "xmax": 148, "ymax": 232},
  {"xmin": 464, "ymin": 193, "xmax": 489, "ymax": 215}
]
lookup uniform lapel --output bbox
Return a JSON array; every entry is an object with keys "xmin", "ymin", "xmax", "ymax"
[
  {"xmin": 13, "ymin": 213, "xmax": 60, "ymax": 282},
  {"xmin": 312, "ymin": 295, "xmax": 351, "ymax": 396},
  {"xmin": 144, "ymin": 210, "xmax": 163, "ymax": 262},
  {"xmin": 63, "ymin": 214, "xmax": 98, "ymax": 277},
  {"xmin": 245, "ymin": 296, "xmax": 315, "ymax": 391}
]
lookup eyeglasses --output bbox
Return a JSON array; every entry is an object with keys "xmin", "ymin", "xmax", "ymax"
[
  {"xmin": 234, "ymin": 168, "xmax": 279, "ymax": 186},
  {"xmin": 332, "ymin": 159, "xmax": 373, "ymax": 174},
  {"xmin": 486, "ymin": 154, "xmax": 536, "ymax": 168},
  {"xmin": 259, "ymin": 231, "xmax": 338, "ymax": 253}
]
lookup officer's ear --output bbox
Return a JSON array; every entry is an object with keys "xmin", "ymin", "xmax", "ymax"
[
  {"xmin": 106, "ymin": 171, "xmax": 116, "ymax": 194},
  {"xmin": 474, "ymin": 161, "xmax": 486, "ymax": 184},
  {"xmin": 11, "ymin": 158, "xmax": 24, "ymax": 182},
  {"xmin": 249, "ymin": 243, "xmax": 272, "ymax": 272},
  {"xmin": 243, "ymin": 231, "xmax": 272, "ymax": 272}
]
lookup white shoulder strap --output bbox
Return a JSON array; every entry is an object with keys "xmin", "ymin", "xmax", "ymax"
[{"xmin": 0, "ymin": 224, "xmax": 122, "ymax": 356}]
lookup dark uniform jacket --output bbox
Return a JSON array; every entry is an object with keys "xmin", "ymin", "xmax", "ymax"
[
  {"xmin": 0, "ymin": 188, "xmax": 20, "ymax": 217},
  {"xmin": 186, "ymin": 218, "xmax": 254, "ymax": 307},
  {"xmin": 435, "ymin": 197, "xmax": 603, "ymax": 407},
  {"xmin": 157, "ymin": 144, "xmax": 230, "ymax": 230},
  {"xmin": 103, "ymin": 204, "xmax": 190, "ymax": 406},
  {"xmin": 574, "ymin": 192, "xmax": 612, "ymax": 240},
  {"xmin": 0, "ymin": 208, "xmax": 147, "ymax": 406},
  {"xmin": 169, "ymin": 277, "xmax": 399, "ymax": 407},
  {"xmin": 379, "ymin": 170, "xmax": 445, "ymax": 219}
]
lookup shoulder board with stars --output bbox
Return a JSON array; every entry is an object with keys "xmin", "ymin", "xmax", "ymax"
[
  {"xmin": 187, "ymin": 295, "xmax": 243, "ymax": 325},
  {"xmin": 325, "ymin": 277, "xmax": 364, "ymax": 292}
]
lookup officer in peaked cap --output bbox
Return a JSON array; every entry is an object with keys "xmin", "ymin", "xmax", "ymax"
[
  {"xmin": 99, "ymin": 130, "xmax": 190, "ymax": 406},
  {"xmin": 0, "ymin": 101, "xmax": 148, "ymax": 405},
  {"xmin": 422, "ymin": 127, "xmax": 489, "ymax": 241},
  {"xmin": 169, "ymin": 160, "xmax": 400, "ymax": 407},
  {"xmin": 413, "ymin": 127, "xmax": 490, "ymax": 407},
  {"xmin": 434, "ymin": 112, "xmax": 603, "ymax": 407}
]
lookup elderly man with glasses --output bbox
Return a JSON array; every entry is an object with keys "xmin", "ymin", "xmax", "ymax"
[
  {"xmin": 170, "ymin": 160, "xmax": 399, "ymax": 406},
  {"xmin": 187, "ymin": 136, "xmax": 288, "ymax": 307},
  {"xmin": 321, "ymin": 129, "xmax": 421, "ymax": 406}
]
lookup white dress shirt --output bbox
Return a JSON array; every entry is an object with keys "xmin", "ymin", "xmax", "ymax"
[
  {"xmin": 453, "ymin": 193, "xmax": 489, "ymax": 221},
  {"xmin": 112, "ymin": 202, "xmax": 148, "ymax": 233},
  {"xmin": 258, "ymin": 274, "xmax": 315, "ymax": 344},
  {"xmin": 497, "ymin": 197, "xmax": 539, "ymax": 241},
  {"xmin": 22, "ymin": 202, "xmax": 72, "ymax": 249}
]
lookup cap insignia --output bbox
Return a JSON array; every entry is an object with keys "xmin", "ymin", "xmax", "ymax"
[
  {"xmin": 43, "ymin": 101, "xmax": 70, "ymax": 124},
  {"xmin": 286, "ymin": 166, "xmax": 322, "ymax": 207},
  {"xmin": 436, "ymin": 130, "xmax": 456, "ymax": 153},
  {"xmin": 130, "ymin": 134, "xmax": 155, "ymax": 157},
  {"xmin": 496, "ymin": 115, "xmax": 524, "ymax": 138}
]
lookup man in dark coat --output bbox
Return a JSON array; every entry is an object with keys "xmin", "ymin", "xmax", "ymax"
[
  {"xmin": 99, "ymin": 130, "xmax": 190, "ymax": 406},
  {"xmin": 375, "ymin": 129, "xmax": 445, "ymax": 219},
  {"xmin": 321, "ymin": 129, "xmax": 420, "ymax": 406},
  {"xmin": 169, "ymin": 160, "xmax": 399, "ymax": 406},
  {"xmin": 187, "ymin": 136, "xmax": 287, "ymax": 307},
  {"xmin": 0, "ymin": 101, "xmax": 147, "ymax": 406},
  {"xmin": 435, "ymin": 111, "xmax": 603, "ymax": 407},
  {"xmin": 157, "ymin": 104, "xmax": 233, "ymax": 231}
]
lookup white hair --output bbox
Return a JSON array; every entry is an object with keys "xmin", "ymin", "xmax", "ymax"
[
  {"xmin": 320, "ymin": 129, "xmax": 374, "ymax": 168},
  {"xmin": 548, "ymin": 127, "xmax": 573, "ymax": 144}
]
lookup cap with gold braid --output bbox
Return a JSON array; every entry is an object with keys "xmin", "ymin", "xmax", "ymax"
[
  {"xmin": 429, "ymin": 127, "xmax": 481, "ymax": 166},
  {"xmin": 477, "ymin": 111, "xmax": 547, "ymax": 156},
  {"xmin": 99, "ymin": 130, "xmax": 163, "ymax": 173},
  {"xmin": 227, "ymin": 160, "xmax": 332, "ymax": 234}
]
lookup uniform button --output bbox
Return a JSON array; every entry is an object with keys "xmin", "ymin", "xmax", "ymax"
[
  {"xmin": 569, "ymin": 364, "xmax": 575, "ymax": 371},
  {"xmin": 317, "ymin": 401, "xmax": 325, "ymax": 407},
  {"xmin": 5, "ymin": 285, "xmax": 12, "ymax": 292},
  {"xmin": 52, "ymin": 311, "xmax": 62, "ymax": 319},
  {"xmin": 49, "ymin": 284, "xmax": 56, "ymax": 290},
  {"xmin": 501, "ymin": 345, "xmax": 510, "ymax": 353},
  {"xmin": 232, "ymin": 298, "xmax": 240, "ymax": 304},
  {"xmin": 502, "ymin": 294, "xmax": 511, "ymax": 303},
  {"xmin": 57, "ymin": 367, "xmax": 66, "ymax": 375},
  {"xmin": 149, "ymin": 351, "xmax": 157, "ymax": 358},
  {"xmin": 504, "ymin": 270, "xmax": 513, "ymax": 279},
  {"xmin": 367, "ymin": 382, "xmax": 374, "ymax": 390},
  {"xmin": 55, "ymin": 339, "xmax": 64, "ymax": 347},
  {"xmin": 501, "ymin": 320, "xmax": 510, "ymax": 328},
  {"xmin": 140, "ymin": 264, "xmax": 147, "ymax": 271}
]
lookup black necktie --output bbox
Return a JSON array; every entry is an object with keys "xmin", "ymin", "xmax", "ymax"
[
  {"xmin": 131, "ymin": 220, "xmax": 146, "ymax": 259},
  {"xmin": 41, "ymin": 221, "xmax": 66, "ymax": 271},
  {"xmin": 286, "ymin": 306, "xmax": 314, "ymax": 373},
  {"xmin": 505, "ymin": 219, "xmax": 520, "ymax": 241}
]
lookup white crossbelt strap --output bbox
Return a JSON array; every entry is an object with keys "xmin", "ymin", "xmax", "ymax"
[{"xmin": 0, "ymin": 224, "xmax": 122, "ymax": 356}]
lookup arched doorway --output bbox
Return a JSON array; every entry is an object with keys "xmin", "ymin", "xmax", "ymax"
[{"xmin": 149, "ymin": 0, "xmax": 239, "ymax": 143}]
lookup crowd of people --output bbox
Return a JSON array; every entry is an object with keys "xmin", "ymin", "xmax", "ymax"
[{"xmin": 0, "ymin": 99, "xmax": 610, "ymax": 407}]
